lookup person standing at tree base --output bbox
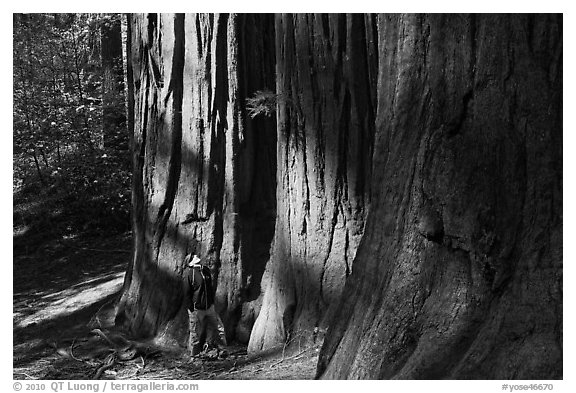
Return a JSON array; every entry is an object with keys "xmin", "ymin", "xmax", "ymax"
[{"xmin": 183, "ymin": 252, "xmax": 227, "ymax": 357}]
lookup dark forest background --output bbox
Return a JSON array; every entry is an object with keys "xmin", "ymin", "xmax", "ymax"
[{"xmin": 13, "ymin": 14, "xmax": 130, "ymax": 244}]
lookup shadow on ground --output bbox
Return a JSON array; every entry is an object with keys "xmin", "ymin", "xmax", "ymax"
[
  {"xmin": 13, "ymin": 184, "xmax": 132, "ymax": 378},
  {"xmin": 13, "ymin": 190, "xmax": 318, "ymax": 380}
]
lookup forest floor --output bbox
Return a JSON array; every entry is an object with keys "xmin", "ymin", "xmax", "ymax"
[{"xmin": 13, "ymin": 190, "xmax": 319, "ymax": 380}]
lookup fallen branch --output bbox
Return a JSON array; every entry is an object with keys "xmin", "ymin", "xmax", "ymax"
[
  {"xmin": 93, "ymin": 353, "xmax": 116, "ymax": 380},
  {"xmin": 69, "ymin": 338, "xmax": 83, "ymax": 362},
  {"xmin": 269, "ymin": 347, "xmax": 312, "ymax": 369},
  {"xmin": 87, "ymin": 298, "xmax": 117, "ymax": 329},
  {"xmin": 14, "ymin": 372, "xmax": 36, "ymax": 380},
  {"xmin": 91, "ymin": 328, "xmax": 118, "ymax": 348}
]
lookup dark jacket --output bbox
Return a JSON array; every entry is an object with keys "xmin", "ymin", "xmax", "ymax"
[{"xmin": 183, "ymin": 264, "xmax": 214, "ymax": 311}]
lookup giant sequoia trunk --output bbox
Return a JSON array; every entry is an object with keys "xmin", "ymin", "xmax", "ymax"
[
  {"xmin": 248, "ymin": 14, "xmax": 378, "ymax": 352},
  {"xmin": 317, "ymin": 14, "xmax": 562, "ymax": 379},
  {"xmin": 117, "ymin": 13, "xmax": 561, "ymax": 378},
  {"xmin": 116, "ymin": 13, "xmax": 276, "ymax": 346}
]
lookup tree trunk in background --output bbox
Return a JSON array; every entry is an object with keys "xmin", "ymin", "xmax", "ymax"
[
  {"xmin": 115, "ymin": 13, "xmax": 276, "ymax": 347},
  {"xmin": 222, "ymin": 14, "xmax": 277, "ymax": 344},
  {"xmin": 101, "ymin": 14, "xmax": 128, "ymax": 150},
  {"xmin": 318, "ymin": 14, "xmax": 562, "ymax": 379},
  {"xmin": 248, "ymin": 14, "xmax": 378, "ymax": 352}
]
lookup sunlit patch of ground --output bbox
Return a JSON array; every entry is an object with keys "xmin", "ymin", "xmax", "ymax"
[
  {"xmin": 15, "ymin": 272, "xmax": 124, "ymax": 329},
  {"xmin": 13, "ymin": 230, "xmax": 131, "ymax": 378}
]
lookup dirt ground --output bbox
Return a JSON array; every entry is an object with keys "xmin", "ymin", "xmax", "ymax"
[{"xmin": 13, "ymin": 225, "xmax": 319, "ymax": 380}]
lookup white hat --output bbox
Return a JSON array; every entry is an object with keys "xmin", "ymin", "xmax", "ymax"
[{"xmin": 188, "ymin": 254, "xmax": 202, "ymax": 267}]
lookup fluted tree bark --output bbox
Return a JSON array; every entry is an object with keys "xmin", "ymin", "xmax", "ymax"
[
  {"xmin": 116, "ymin": 14, "xmax": 562, "ymax": 380},
  {"xmin": 317, "ymin": 14, "xmax": 562, "ymax": 379},
  {"xmin": 115, "ymin": 13, "xmax": 276, "ymax": 347},
  {"xmin": 249, "ymin": 13, "xmax": 378, "ymax": 352}
]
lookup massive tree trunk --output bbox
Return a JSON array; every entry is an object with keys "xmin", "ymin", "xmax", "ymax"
[
  {"xmin": 116, "ymin": 13, "xmax": 562, "ymax": 378},
  {"xmin": 248, "ymin": 14, "xmax": 378, "ymax": 352},
  {"xmin": 115, "ymin": 13, "xmax": 276, "ymax": 347},
  {"xmin": 318, "ymin": 14, "xmax": 562, "ymax": 379},
  {"xmin": 101, "ymin": 14, "xmax": 128, "ymax": 150}
]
